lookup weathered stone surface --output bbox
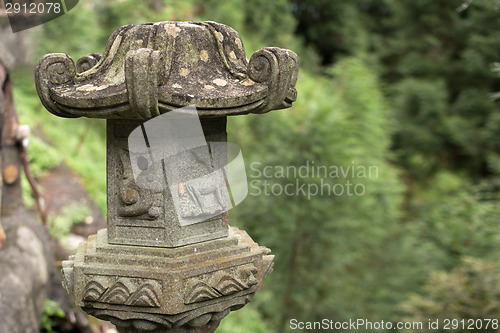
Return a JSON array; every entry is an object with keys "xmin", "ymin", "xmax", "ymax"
[
  {"xmin": 0, "ymin": 48, "xmax": 93, "ymax": 333},
  {"xmin": 36, "ymin": 19, "xmax": 299, "ymax": 333},
  {"xmin": 35, "ymin": 20, "xmax": 299, "ymax": 249},
  {"xmin": 0, "ymin": 209, "xmax": 55, "ymax": 333},
  {"xmin": 106, "ymin": 117, "xmax": 228, "ymax": 248},
  {"xmin": 0, "ymin": 57, "xmax": 54, "ymax": 333},
  {"xmin": 62, "ymin": 227, "xmax": 273, "ymax": 332},
  {"xmin": 35, "ymin": 21, "xmax": 299, "ymax": 119}
]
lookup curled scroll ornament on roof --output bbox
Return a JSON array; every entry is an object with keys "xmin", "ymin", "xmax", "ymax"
[{"xmin": 35, "ymin": 21, "xmax": 299, "ymax": 120}]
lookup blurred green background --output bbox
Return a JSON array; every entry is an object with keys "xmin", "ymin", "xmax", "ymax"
[{"xmin": 9, "ymin": 0, "xmax": 500, "ymax": 332}]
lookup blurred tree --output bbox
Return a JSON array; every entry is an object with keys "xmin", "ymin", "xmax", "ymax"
[
  {"xmin": 379, "ymin": 0, "xmax": 500, "ymax": 180},
  {"xmin": 26, "ymin": 1, "xmax": 500, "ymax": 332},
  {"xmin": 397, "ymin": 171, "xmax": 500, "ymax": 332},
  {"xmin": 291, "ymin": 0, "xmax": 500, "ymax": 181},
  {"xmin": 33, "ymin": 3, "xmax": 101, "ymax": 60},
  {"xmin": 290, "ymin": 0, "xmax": 376, "ymax": 64},
  {"xmin": 411, "ymin": 172, "xmax": 500, "ymax": 265},
  {"xmin": 229, "ymin": 58, "xmax": 408, "ymax": 332},
  {"xmin": 199, "ymin": 0, "xmax": 296, "ymax": 44},
  {"xmin": 400, "ymin": 257, "xmax": 500, "ymax": 333}
]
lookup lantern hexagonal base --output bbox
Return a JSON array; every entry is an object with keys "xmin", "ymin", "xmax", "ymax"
[{"xmin": 62, "ymin": 227, "xmax": 273, "ymax": 332}]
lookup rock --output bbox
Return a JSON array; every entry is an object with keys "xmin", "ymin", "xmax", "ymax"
[{"xmin": 0, "ymin": 209, "xmax": 56, "ymax": 333}]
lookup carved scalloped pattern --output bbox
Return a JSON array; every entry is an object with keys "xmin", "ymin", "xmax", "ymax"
[
  {"xmin": 83, "ymin": 276, "xmax": 162, "ymax": 308},
  {"xmin": 184, "ymin": 265, "xmax": 258, "ymax": 304},
  {"xmin": 84, "ymin": 293, "xmax": 254, "ymax": 331}
]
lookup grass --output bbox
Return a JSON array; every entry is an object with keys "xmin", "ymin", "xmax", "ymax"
[
  {"xmin": 12, "ymin": 68, "xmax": 107, "ymax": 215},
  {"xmin": 48, "ymin": 203, "xmax": 91, "ymax": 239}
]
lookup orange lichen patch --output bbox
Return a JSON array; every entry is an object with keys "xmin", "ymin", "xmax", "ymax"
[
  {"xmin": 3, "ymin": 165, "xmax": 18, "ymax": 185},
  {"xmin": 0, "ymin": 225, "xmax": 5, "ymax": 250}
]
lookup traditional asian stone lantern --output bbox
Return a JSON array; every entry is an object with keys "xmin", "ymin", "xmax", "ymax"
[{"xmin": 35, "ymin": 21, "xmax": 298, "ymax": 333}]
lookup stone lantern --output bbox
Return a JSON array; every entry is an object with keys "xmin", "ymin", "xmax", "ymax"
[{"xmin": 35, "ymin": 21, "xmax": 299, "ymax": 333}]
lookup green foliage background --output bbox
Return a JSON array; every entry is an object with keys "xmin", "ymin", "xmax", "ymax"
[{"xmin": 9, "ymin": 0, "xmax": 500, "ymax": 332}]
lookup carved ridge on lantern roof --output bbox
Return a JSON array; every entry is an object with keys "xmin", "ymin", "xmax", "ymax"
[{"xmin": 35, "ymin": 21, "xmax": 299, "ymax": 119}]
